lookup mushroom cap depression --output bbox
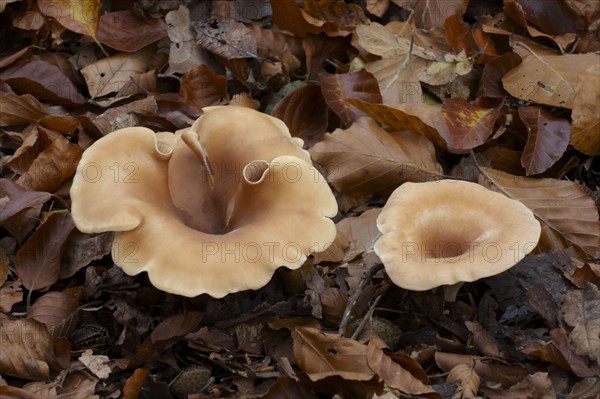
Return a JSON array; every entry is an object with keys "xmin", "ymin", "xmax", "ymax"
[
  {"xmin": 374, "ymin": 180, "xmax": 541, "ymax": 291},
  {"xmin": 70, "ymin": 106, "xmax": 338, "ymax": 297}
]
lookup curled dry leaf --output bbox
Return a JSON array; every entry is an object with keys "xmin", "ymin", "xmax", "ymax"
[
  {"xmin": 271, "ymin": 84, "xmax": 328, "ymax": 147},
  {"xmin": 482, "ymin": 372, "xmax": 556, "ymax": 399},
  {"xmin": 292, "ymin": 326, "xmax": 373, "ymax": 382},
  {"xmin": 0, "ymin": 316, "xmax": 58, "ymax": 380},
  {"xmin": 81, "ymin": 46, "xmax": 155, "ymax": 98},
  {"xmin": 518, "ymin": 106, "xmax": 570, "ymax": 175},
  {"xmin": 15, "ymin": 211, "xmax": 75, "ymax": 291},
  {"xmin": 478, "ymin": 167, "xmax": 600, "ymax": 258},
  {"xmin": 447, "ymin": 364, "xmax": 480, "ymax": 398},
  {"xmin": 570, "ymin": 64, "xmax": 600, "ymax": 155},
  {"xmin": 309, "ymin": 117, "xmax": 442, "ymax": 197},
  {"xmin": 319, "ymin": 69, "xmax": 382, "ymax": 126},
  {"xmin": 367, "ymin": 342, "xmax": 441, "ymax": 398},
  {"xmin": 561, "ymin": 283, "xmax": 600, "ymax": 364},
  {"xmin": 269, "ymin": 0, "xmax": 339, "ymax": 37},
  {"xmin": 435, "ymin": 352, "xmax": 527, "ymax": 387},
  {"xmin": 95, "ymin": 10, "xmax": 168, "ymax": 52}
]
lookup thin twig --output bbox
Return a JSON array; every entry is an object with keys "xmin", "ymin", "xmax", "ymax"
[
  {"xmin": 350, "ymin": 294, "xmax": 383, "ymax": 340},
  {"xmin": 338, "ymin": 263, "xmax": 384, "ymax": 336}
]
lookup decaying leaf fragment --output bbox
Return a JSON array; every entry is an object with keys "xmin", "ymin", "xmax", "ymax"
[{"xmin": 562, "ymin": 283, "xmax": 600, "ymax": 364}]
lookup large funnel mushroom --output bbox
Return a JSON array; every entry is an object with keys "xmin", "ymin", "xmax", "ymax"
[
  {"xmin": 70, "ymin": 106, "xmax": 337, "ymax": 298},
  {"xmin": 374, "ymin": 180, "xmax": 541, "ymax": 298}
]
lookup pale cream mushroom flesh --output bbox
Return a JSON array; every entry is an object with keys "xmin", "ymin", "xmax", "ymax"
[
  {"xmin": 374, "ymin": 180, "xmax": 541, "ymax": 300},
  {"xmin": 70, "ymin": 106, "xmax": 338, "ymax": 298}
]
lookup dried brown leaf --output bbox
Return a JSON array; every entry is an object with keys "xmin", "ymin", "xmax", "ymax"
[
  {"xmin": 501, "ymin": 46, "xmax": 599, "ymax": 109},
  {"xmin": 78, "ymin": 350, "xmax": 111, "ymax": 379},
  {"xmin": 0, "ymin": 92, "xmax": 47, "ymax": 127},
  {"xmin": 292, "ymin": 326, "xmax": 373, "ymax": 382},
  {"xmin": 392, "ymin": 0, "xmax": 468, "ymax": 29},
  {"xmin": 447, "ymin": 364, "xmax": 480, "ymax": 398},
  {"xmin": 123, "ymin": 368, "xmax": 150, "ymax": 399},
  {"xmin": 435, "ymin": 352, "xmax": 527, "ymax": 387},
  {"xmin": 178, "ymin": 64, "xmax": 228, "ymax": 111},
  {"xmin": 0, "ymin": 59, "xmax": 85, "ymax": 106},
  {"xmin": 193, "ymin": 17, "xmax": 257, "ymax": 59},
  {"xmin": 441, "ymin": 97, "xmax": 503, "ymax": 152},
  {"xmin": 16, "ymin": 135, "xmax": 83, "ymax": 192},
  {"xmin": 479, "ymin": 167, "xmax": 600, "ymax": 258},
  {"xmin": 38, "ymin": 0, "xmax": 100, "ymax": 37},
  {"xmin": 0, "ymin": 316, "xmax": 57, "ymax": 380},
  {"xmin": 81, "ymin": 46, "xmax": 154, "ymax": 98},
  {"xmin": 562, "ymin": 283, "xmax": 600, "ymax": 364},
  {"xmin": 15, "ymin": 211, "xmax": 75, "ymax": 291},
  {"xmin": 96, "ymin": 10, "xmax": 167, "ymax": 52},
  {"xmin": 272, "ymin": 84, "xmax": 328, "ymax": 147},
  {"xmin": 319, "ymin": 69, "xmax": 382, "ymax": 126},
  {"xmin": 269, "ymin": 0, "xmax": 339, "ymax": 37},
  {"xmin": 571, "ymin": 64, "xmax": 600, "ymax": 155},
  {"xmin": 309, "ymin": 117, "xmax": 442, "ymax": 196},
  {"xmin": 367, "ymin": 342, "xmax": 441, "ymax": 398},
  {"xmin": 28, "ymin": 291, "xmax": 79, "ymax": 339},
  {"xmin": 518, "ymin": 106, "xmax": 570, "ymax": 175}
]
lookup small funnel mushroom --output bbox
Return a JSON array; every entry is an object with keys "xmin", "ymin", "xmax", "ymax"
[
  {"xmin": 70, "ymin": 106, "xmax": 337, "ymax": 298},
  {"xmin": 374, "ymin": 180, "xmax": 541, "ymax": 300}
]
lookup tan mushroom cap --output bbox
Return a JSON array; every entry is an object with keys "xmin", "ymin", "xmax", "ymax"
[
  {"xmin": 70, "ymin": 106, "xmax": 337, "ymax": 298},
  {"xmin": 374, "ymin": 180, "xmax": 541, "ymax": 291}
]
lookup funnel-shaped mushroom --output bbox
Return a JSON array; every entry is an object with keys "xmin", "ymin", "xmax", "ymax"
[
  {"xmin": 70, "ymin": 106, "xmax": 337, "ymax": 297},
  {"xmin": 374, "ymin": 180, "xmax": 541, "ymax": 292}
]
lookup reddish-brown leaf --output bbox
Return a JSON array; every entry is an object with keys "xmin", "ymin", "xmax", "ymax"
[
  {"xmin": 319, "ymin": 70, "xmax": 382, "ymax": 126},
  {"xmin": 0, "ymin": 92, "xmax": 47, "ymax": 126},
  {"xmin": 441, "ymin": 97, "xmax": 503, "ymax": 152},
  {"xmin": 518, "ymin": 106, "xmax": 570, "ymax": 175},
  {"xmin": 28, "ymin": 291, "xmax": 79, "ymax": 339},
  {"xmin": 481, "ymin": 52, "xmax": 522, "ymax": 98},
  {"xmin": 16, "ymin": 134, "xmax": 83, "ymax": 192},
  {"xmin": 96, "ymin": 10, "xmax": 168, "ymax": 52},
  {"xmin": 0, "ymin": 59, "xmax": 85, "ymax": 106},
  {"xmin": 444, "ymin": 14, "xmax": 477, "ymax": 56},
  {"xmin": 367, "ymin": 342, "xmax": 441, "ymax": 398},
  {"xmin": 0, "ymin": 316, "xmax": 58, "ymax": 380},
  {"xmin": 272, "ymin": 84, "xmax": 328, "ymax": 147},
  {"xmin": 507, "ymin": 0, "xmax": 583, "ymax": 35},
  {"xmin": 178, "ymin": 64, "xmax": 228, "ymax": 111},
  {"xmin": 269, "ymin": 0, "xmax": 339, "ymax": 37},
  {"xmin": 15, "ymin": 211, "xmax": 75, "ymax": 291}
]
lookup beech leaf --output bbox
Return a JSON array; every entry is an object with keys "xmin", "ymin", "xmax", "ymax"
[
  {"xmin": 441, "ymin": 97, "xmax": 503, "ymax": 152},
  {"xmin": 518, "ymin": 106, "xmax": 570, "ymax": 175},
  {"xmin": 15, "ymin": 211, "xmax": 75, "ymax": 291},
  {"xmin": 366, "ymin": 342, "xmax": 441, "ymax": 398},
  {"xmin": 96, "ymin": 10, "xmax": 168, "ymax": 52},
  {"xmin": 501, "ymin": 46, "xmax": 599, "ymax": 109},
  {"xmin": 319, "ymin": 70, "xmax": 382, "ymax": 126},
  {"xmin": 479, "ymin": 167, "xmax": 600, "ymax": 258},
  {"xmin": 28, "ymin": 291, "xmax": 79, "ymax": 339},
  {"xmin": 561, "ymin": 283, "xmax": 600, "ymax": 364},
  {"xmin": 81, "ymin": 47, "xmax": 154, "ymax": 98},
  {"xmin": 309, "ymin": 117, "xmax": 443, "ymax": 196},
  {"xmin": 570, "ymin": 64, "xmax": 600, "ymax": 155},
  {"xmin": 292, "ymin": 326, "xmax": 373, "ymax": 382}
]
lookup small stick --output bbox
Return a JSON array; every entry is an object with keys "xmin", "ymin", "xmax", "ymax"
[{"xmin": 338, "ymin": 263, "xmax": 384, "ymax": 336}]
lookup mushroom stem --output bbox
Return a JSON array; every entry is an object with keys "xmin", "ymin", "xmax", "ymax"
[
  {"xmin": 181, "ymin": 129, "xmax": 215, "ymax": 187},
  {"xmin": 443, "ymin": 282, "xmax": 464, "ymax": 302}
]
